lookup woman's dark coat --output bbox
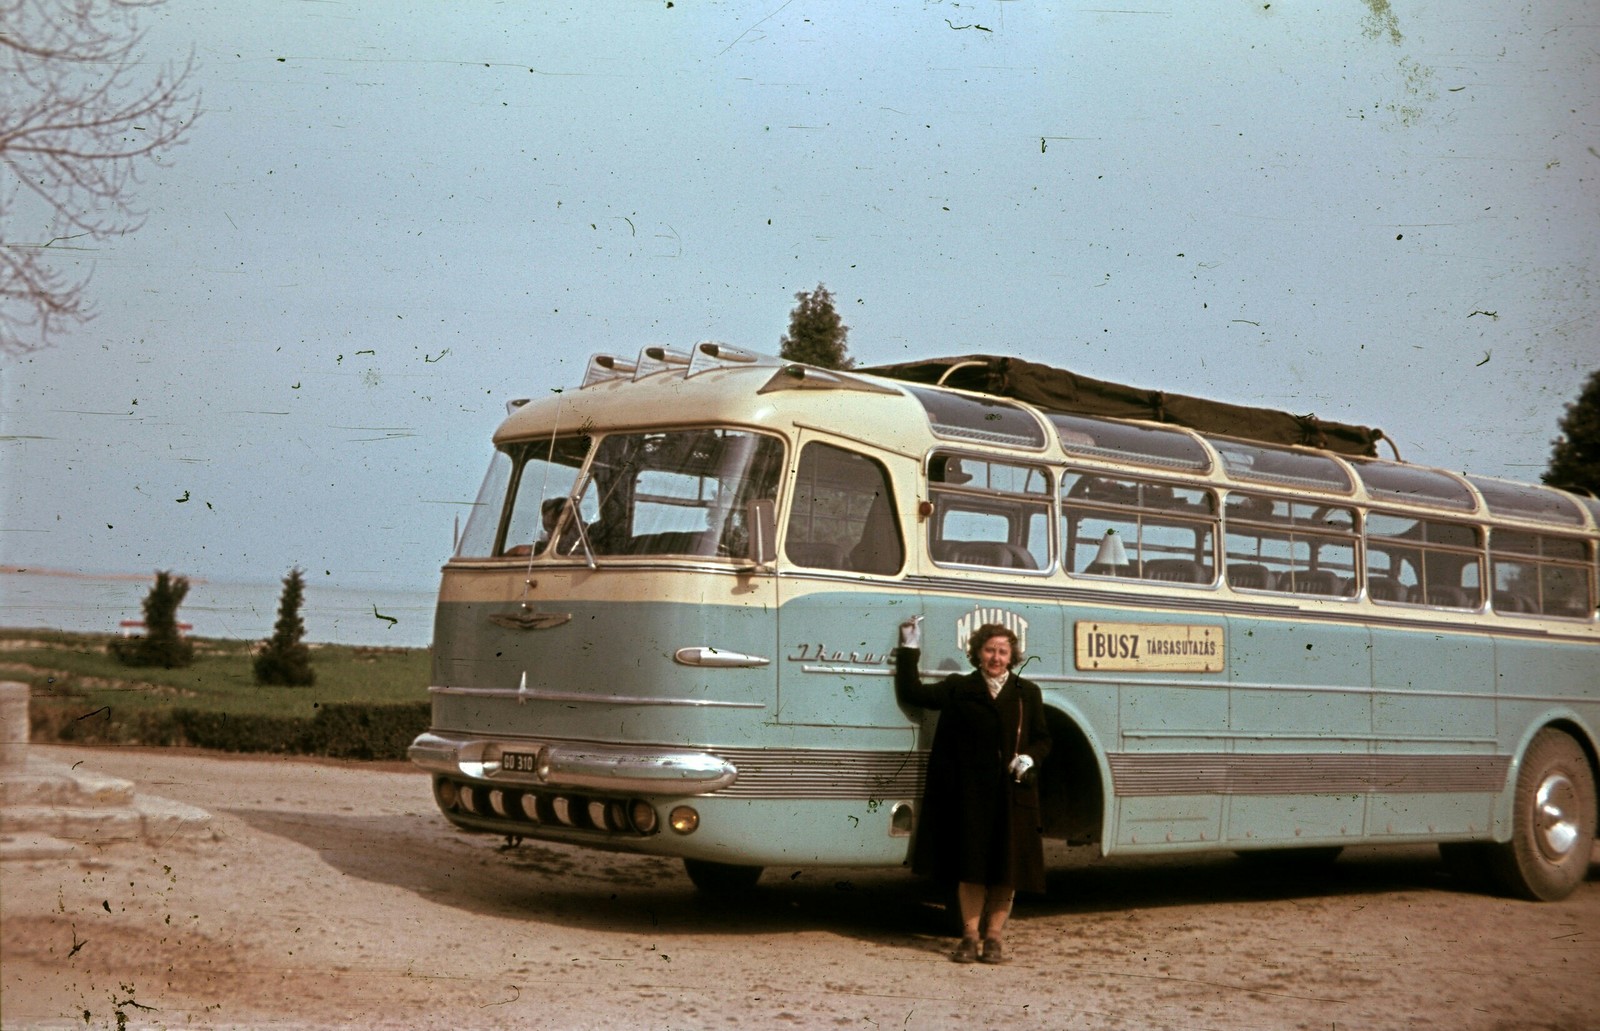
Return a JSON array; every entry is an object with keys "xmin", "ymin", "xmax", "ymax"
[{"xmin": 895, "ymin": 646, "xmax": 1052, "ymax": 892}]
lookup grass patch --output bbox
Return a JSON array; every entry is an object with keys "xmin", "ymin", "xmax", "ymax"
[{"xmin": 2, "ymin": 628, "xmax": 431, "ymax": 758}]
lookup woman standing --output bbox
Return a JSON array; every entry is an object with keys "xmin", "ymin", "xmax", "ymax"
[{"xmin": 895, "ymin": 616, "xmax": 1052, "ymax": 964}]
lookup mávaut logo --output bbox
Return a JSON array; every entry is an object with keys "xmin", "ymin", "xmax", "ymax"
[{"xmin": 956, "ymin": 606, "xmax": 1028, "ymax": 654}]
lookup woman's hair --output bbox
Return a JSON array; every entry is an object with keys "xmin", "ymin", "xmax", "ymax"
[{"xmin": 966, "ymin": 623, "xmax": 1022, "ymax": 670}]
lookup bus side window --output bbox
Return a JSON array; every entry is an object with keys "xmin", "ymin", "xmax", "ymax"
[
  {"xmin": 1223, "ymin": 492, "xmax": 1357, "ymax": 598},
  {"xmin": 1491, "ymin": 530, "xmax": 1596, "ymax": 619},
  {"xmin": 785, "ymin": 443, "xmax": 904, "ymax": 574},
  {"xmin": 1368, "ymin": 513, "xmax": 1482, "ymax": 609},
  {"xmin": 1062, "ymin": 471, "xmax": 1216, "ymax": 583},
  {"xmin": 927, "ymin": 453, "xmax": 1052, "ymax": 573}
]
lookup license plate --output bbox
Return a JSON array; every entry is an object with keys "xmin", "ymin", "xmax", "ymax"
[{"xmin": 502, "ymin": 751, "xmax": 540, "ymax": 773}]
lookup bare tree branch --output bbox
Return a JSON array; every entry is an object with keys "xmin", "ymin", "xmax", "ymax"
[{"xmin": 0, "ymin": 0, "xmax": 200, "ymax": 355}]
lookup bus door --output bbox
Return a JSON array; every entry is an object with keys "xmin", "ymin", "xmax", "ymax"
[{"xmin": 775, "ymin": 438, "xmax": 912, "ymax": 729}]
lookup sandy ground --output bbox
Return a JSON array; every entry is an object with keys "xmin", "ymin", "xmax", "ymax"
[{"xmin": 2, "ymin": 744, "xmax": 1596, "ymax": 1031}]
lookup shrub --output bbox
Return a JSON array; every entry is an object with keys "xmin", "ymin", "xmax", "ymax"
[
  {"xmin": 108, "ymin": 570, "xmax": 196, "ymax": 668},
  {"xmin": 254, "ymin": 568, "xmax": 316, "ymax": 686}
]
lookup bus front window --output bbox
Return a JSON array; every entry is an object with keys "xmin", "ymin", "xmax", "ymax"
[
  {"xmin": 498, "ymin": 436, "xmax": 593, "ymax": 557},
  {"xmin": 456, "ymin": 450, "xmax": 513, "ymax": 558},
  {"xmin": 581, "ymin": 429, "xmax": 784, "ymax": 559}
]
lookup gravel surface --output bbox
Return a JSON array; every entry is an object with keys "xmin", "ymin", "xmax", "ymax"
[{"xmin": 3, "ymin": 744, "xmax": 1596, "ymax": 1030}]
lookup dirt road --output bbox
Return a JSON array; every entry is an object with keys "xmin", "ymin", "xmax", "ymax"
[{"xmin": 3, "ymin": 745, "xmax": 1595, "ymax": 1030}]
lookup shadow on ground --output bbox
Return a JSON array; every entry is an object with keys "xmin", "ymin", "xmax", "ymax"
[{"xmin": 223, "ymin": 805, "xmax": 1594, "ymax": 951}]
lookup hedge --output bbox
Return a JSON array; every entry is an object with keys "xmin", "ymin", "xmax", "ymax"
[{"xmin": 30, "ymin": 699, "xmax": 431, "ymax": 761}]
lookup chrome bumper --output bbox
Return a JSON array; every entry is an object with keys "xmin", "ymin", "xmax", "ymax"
[{"xmin": 408, "ymin": 731, "xmax": 738, "ymax": 795}]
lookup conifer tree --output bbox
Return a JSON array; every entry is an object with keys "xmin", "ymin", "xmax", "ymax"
[
  {"xmin": 779, "ymin": 283, "xmax": 853, "ymax": 370},
  {"xmin": 1543, "ymin": 368, "xmax": 1600, "ymax": 497},
  {"xmin": 255, "ymin": 568, "xmax": 316, "ymax": 686},
  {"xmin": 109, "ymin": 570, "xmax": 195, "ymax": 668}
]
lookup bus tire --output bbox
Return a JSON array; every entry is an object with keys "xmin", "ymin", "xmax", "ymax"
[
  {"xmin": 1488, "ymin": 728, "xmax": 1597, "ymax": 902},
  {"xmin": 683, "ymin": 858, "xmax": 763, "ymax": 894}
]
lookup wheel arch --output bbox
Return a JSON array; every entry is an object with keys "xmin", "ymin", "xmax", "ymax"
[
  {"xmin": 1038, "ymin": 702, "xmax": 1110, "ymax": 850},
  {"xmin": 1495, "ymin": 713, "xmax": 1600, "ymax": 841}
]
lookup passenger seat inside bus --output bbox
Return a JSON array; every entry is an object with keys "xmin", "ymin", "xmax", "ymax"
[
  {"xmin": 1493, "ymin": 590, "xmax": 1535, "ymax": 613},
  {"xmin": 1291, "ymin": 569, "xmax": 1349, "ymax": 596},
  {"xmin": 1410, "ymin": 584, "xmax": 1475, "ymax": 608},
  {"xmin": 1367, "ymin": 576, "xmax": 1406, "ymax": 602},
  {"xmin": 1141, "ymin": 558, "xmax": 1211, "ymax": 584},
  {"xmin": 937, "ymin": 541, "xmax": 1039, "ymax": 570},
  {"xmin": 1227, "ymin": 563, "xmax": 1277, "ymax": 591}
]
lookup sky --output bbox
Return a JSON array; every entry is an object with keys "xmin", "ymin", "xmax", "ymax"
[{"xmin": 2, "ymin": 0, "xmax": 1597, "ymax": 593}]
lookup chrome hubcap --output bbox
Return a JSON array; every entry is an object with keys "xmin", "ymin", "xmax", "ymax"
[{"xmin": 1533, "ymin": 772, "xmax": 1580, "ymax": 861}]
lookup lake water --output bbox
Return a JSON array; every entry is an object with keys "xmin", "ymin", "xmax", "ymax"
[{"xmin": 1, "ymin": 570, "xmax": 437, "ymax": 648}]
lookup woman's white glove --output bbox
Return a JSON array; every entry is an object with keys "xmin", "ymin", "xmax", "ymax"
[
  {"xmin": 898, "ymin": 615, "xmax": 923, "ymax": 650},
  {"xmin": 1008, "ymin": 754, "xmax": 1035, "ymax": 782}
]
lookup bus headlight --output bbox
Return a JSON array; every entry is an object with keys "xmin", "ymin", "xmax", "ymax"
[
  {"xmin": 668, "ymin": 806, "xmax": 700, "ymax": 834},
  {"xmin": 629, "ymin": 800, "xmax": 659, "ymax": 835}
]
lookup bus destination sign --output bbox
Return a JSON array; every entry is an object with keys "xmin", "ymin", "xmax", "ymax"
[{"xmin": 1073, "ymin": 621, "xmax": 1224, "ymax": 673}]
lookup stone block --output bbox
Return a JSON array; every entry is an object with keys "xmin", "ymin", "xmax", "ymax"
[
  {"xmin": 0, "ymin": 805, "xmax": 65, "ymax": 838},
  {"xmin": 65, "ymin": 769, "xmax": 136, "ymax": 807},
  {"xmin": 138, "ymin": 795, "xmax": 215, "ymax": 843},
  {"xmin": 0, "ymin": 772, "xmax": 72, "ymax": 807},
  {"xmin": 60, "ymin": 807, "xmax": 144, "ymax": 843}
]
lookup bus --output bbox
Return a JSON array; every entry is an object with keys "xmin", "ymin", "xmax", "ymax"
[{"xmin": 410, "ymin": 344, "xmax": 1599, "ymax": 900}]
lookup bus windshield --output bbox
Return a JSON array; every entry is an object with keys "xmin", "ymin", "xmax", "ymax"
[{"xmin": 488, "ymin": 428, "xmax": 785, "ymax": 560}]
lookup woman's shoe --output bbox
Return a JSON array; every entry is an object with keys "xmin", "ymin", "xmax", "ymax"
[
  {"xmin": 979, "ymin": 938, "xmax": 1008, "ymax": 964},
  {"xmin": 951, "ymin": 937, "xmax": 980, "ymax": 963}
]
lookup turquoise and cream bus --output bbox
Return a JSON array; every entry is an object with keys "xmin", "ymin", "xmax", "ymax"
[{"xmin": 410, "ymin": 345, "xmax": 1599, "ymax": 899}]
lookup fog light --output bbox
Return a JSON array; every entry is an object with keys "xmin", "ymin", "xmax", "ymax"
[
  {"xmin": 519, "ymin": 794, "xmax": 541, "ymax": 823},
  {"xmin": 435, "ymin": 778, "xmax": 459, "ymax": 810},
  {"xmin": 668, "ymin": 805, "xmax": 699, "ymax": 834},
  {"xmin": 629, "ymin": 800, "xmax": 659, "ymax": 835}
]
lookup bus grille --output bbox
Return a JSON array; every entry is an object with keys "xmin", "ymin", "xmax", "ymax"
[{"xmin": 711, "ymin": 747, "xmax": 927, "ymax": 800}]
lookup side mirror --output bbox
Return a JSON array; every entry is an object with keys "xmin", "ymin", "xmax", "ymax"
[{"xmin": 745, "ymin": 498, "xmax": 777, "ymax": 567}]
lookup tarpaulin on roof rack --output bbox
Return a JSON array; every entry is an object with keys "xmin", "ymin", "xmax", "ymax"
[{"xmin": 859, "ymin": 355, "xmax": 1384, "ymax": 457}]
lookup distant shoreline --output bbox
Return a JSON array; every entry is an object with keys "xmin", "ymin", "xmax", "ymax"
[{"xmin": 1, "ymin": 566, "xmax": 204, "ymax": 583}]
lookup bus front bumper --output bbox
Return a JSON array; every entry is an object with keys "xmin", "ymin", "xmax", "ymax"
[{"xmin": 408, "ymin": 731, "xmax": 738, "ymax": 796}]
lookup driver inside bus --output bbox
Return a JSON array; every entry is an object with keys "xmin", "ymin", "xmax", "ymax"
[{"xmin": 534, "ymin": 497, "xmax": 582, "ymax": 556}]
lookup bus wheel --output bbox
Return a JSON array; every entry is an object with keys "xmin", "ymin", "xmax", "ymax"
[
  {"xmin": 683, "ymin": 859, "xmax": 763, "ymax": 894},
  {"xmin": 1488, "ymin": 729, "xmax": 1597, "ymax": 901}
]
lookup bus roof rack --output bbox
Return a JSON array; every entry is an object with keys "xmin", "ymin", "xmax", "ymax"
[{"xmin": 858, "ymin": 354, "xmax": 1386, "ymax": 457}]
